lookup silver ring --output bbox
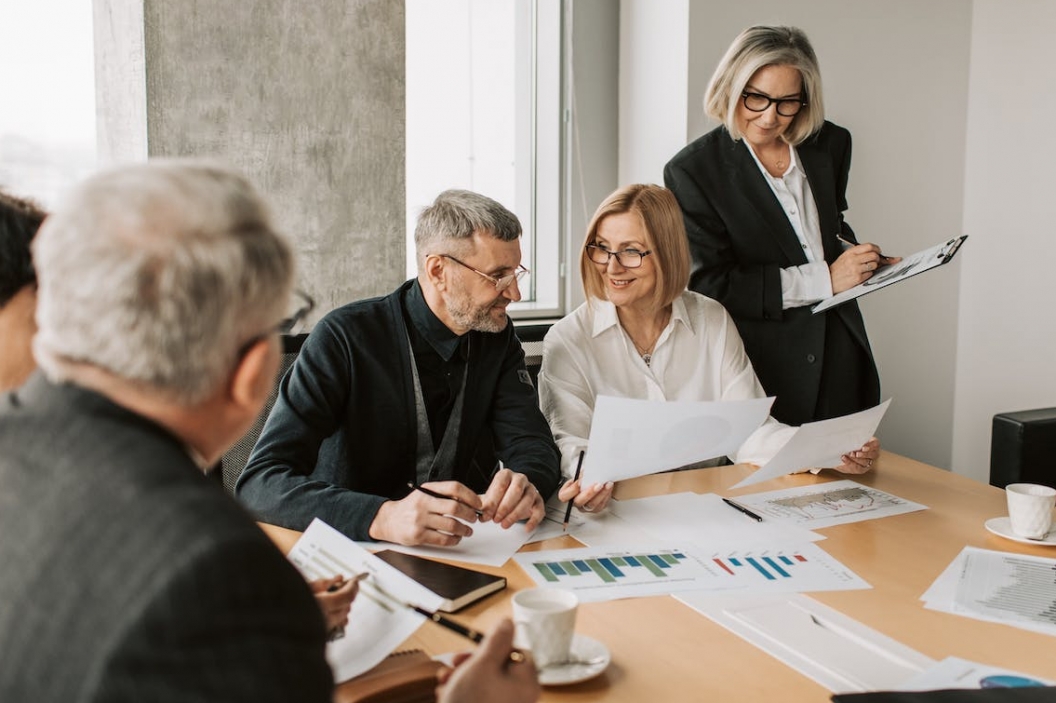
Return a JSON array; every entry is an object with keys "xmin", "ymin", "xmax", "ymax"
[{"xmin": 582, "ymin": 505, "xmax": 593, "ymax": 512}]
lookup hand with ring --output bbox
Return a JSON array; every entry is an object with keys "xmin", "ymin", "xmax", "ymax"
[{"xmin": 835, "ymin": 437, "xmax": 880, "ymax": 474}]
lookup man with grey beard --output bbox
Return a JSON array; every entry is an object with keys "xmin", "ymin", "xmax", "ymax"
[{"xmin": 237, "ymin": 189, "xmax": 560, "ymax": 547}]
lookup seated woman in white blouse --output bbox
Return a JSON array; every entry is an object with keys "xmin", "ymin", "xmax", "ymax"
[{"xmin": 538, "ymin": 184, "xmax": 879, "ymax": 513}]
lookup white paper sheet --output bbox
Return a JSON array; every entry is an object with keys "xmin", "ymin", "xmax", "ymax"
[
  {"xmin": 580, "ymin": 395, "xmax": 773, "ymax": 484},
  {"xmin": 676, "ymin": 593, "xmax": 934, "ymax": 693},
  {"xmin": 288, "ymin": 519, "xmax": 444, "ymax": 682},
  {"xmin": 812, "ymin": 236, "xmax": 967, "ymax": 313},
  {"xmin": 731, "ymin": 400, "xmax": 891, "ymax": 490},
  {"xmin": 922, "ymin": 546, "xmax": 1056, "ymax": 637},
  {"xmin": 378, "ymin": 517, "xmax": 535, "ymax": 567},
  {"xmin": 527, "ymin": 496, "xmax": 588, "ymax": 544},
  {"xmin": 731, "ymin": 479, "xmax": 927, "ymax": 529},
  {"xmin": 569, "ymin": 492, "xmax": 824, "ymax": 548},
  {"xmin": 898, "ymin": 656, "xmax": 1054, "ymax": 690},
  {"xmin": 513, "ymin": 541, "xmax": 868, "ymax": 602}
]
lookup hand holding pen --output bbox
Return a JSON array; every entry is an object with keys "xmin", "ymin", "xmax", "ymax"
[
  {"xmin": 368, "ymin": 481, "xmax": 484, "ymax": 547},
  {"xmin": 556, "ymin": 449, "xmax": 614, "ymax": 517},
  {"xmin": 830, "ymin": 236, "xmax": 902, "ymax": 294},
  {"xmin": 311, "ymin": 572, "xmax": 368, "ymax": 639}
]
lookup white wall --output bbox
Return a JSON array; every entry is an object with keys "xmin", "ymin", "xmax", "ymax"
[
  {"xmin": 953, "ymin": 0, "xmax": 1056, "ymax": 482},
  {"xmin": 618, "ymin": 0, "xmax": 689, "ymax": 185}
]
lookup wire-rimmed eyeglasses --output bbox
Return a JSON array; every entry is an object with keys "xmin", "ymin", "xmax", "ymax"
[
  {"xmin": 741, "ymin": 91, "xmax": 806, "ymax": 118},
  {"xmin": 585, "ymin": 243, "xmax": 653, "ymax": 269},
  {"xmin": 438, "ymin": 254, "xmax": 529, "ymax": 293}
]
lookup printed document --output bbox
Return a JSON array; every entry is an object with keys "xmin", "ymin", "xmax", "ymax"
[
  {"xmin": 581, "ymin": 395, "xmax": 773, "ymax": 484},
  {"xmin": 732, "ymin": 400, "xmax": 891, "ymax": 489}
]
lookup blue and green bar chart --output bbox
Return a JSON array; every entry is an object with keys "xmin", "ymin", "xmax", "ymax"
[{"xmin": 533, "ymin": 552, "xmax": 688, "ymax": 584}]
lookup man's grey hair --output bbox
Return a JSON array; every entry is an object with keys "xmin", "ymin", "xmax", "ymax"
[
  {"xmin": 413, "ymin": 189, "xmax": 521, "ymax": 271},
  {"xmin": 32, "ymin": 159, "xmax": 295, "ymax": 405}
]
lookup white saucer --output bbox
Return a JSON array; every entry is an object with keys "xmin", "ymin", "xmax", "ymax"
[
  {"xmin": 985, "ymin": 516, "xmax": 1056, "ymax": 546},
  {"xmin": 538, "ymin": 634, "xmax": 611, "ymax": 686}
]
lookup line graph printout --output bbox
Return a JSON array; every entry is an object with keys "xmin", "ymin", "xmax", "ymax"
[
  {"xmin": 733, "ymin": 479, "xmax": 927, "ymax": 529},
  {"xmin": 513, "ymin": 543, "xmax": 868, "ymax": 602}
]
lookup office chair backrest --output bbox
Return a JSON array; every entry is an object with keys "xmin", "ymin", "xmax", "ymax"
[
  {"xmin": 514, "ymin": 322, "xmax": 552, "ymax": 388},
  {"xmin": 220, "ymin": 333, "xmax": 308, "ymax": 493},
  {"xmin": 990, "ymin": 407, "xmax": 1056, "ymax": 490}
]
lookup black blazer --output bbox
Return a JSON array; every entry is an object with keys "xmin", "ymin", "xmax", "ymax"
[{"xmin": 664, "ymin": 121, "xmax": 879, "ymax": 425}]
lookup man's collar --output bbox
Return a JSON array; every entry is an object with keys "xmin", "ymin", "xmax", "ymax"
[{"xmin": 406, "ymin": 279, "xmax": 464, "ymax": 361}]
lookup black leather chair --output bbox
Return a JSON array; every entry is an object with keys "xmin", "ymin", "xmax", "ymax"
[
  {"xmin": 220, "ymin": 333, "xmax": 308, "ymax": 493},
  {"xmin": 514, "ymin": 322, "xmax": 552, "ymax": 388},
  {"xmin": 989, "ymin": 407, "xmax": 1056, "ymax": 489}
]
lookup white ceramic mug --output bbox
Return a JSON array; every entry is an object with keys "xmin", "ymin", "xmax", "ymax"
[
  {"xmin": 1006, "ymin": 483, "xmax": 1056, "ymax": 539},
  {"xmin": 511, "ymin": 588, "xmax": 578, "ymax": 668}
]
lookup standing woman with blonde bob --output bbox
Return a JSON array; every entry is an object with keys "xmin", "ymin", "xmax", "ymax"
[
  {"xmin": 664, "ymin": 26, "xmax": 898, "ymax": 427},
  {"xmin": 538, "ymin": 184, "xmax": 878, "ymax": 515}
]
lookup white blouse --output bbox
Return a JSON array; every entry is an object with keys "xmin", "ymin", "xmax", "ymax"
[
  {"xmin": 538, "ymin": 291, "xmax": 794, "ymax": 479},
  {"xmin": 743, "ymin": 141, "xmax": 834, "ymax": 308}
]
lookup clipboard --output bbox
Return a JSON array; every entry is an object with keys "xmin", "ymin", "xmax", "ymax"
[{"xmin": 812, "ymin": 235, "xmax": 967, "ymax": 314}]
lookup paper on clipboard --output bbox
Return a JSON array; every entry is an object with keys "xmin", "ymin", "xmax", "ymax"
[{"xmin": 812, "ymin": 235, "xmax": 967, "ymax": 313}]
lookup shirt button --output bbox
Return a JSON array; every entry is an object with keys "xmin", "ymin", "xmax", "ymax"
[
  {"xmin": 806, "ymin": 354, "xmax": 816, "ymax": 364},
  {"xmin": 790, "ymin": 209, "xmax": 797, "ymax": 215}
]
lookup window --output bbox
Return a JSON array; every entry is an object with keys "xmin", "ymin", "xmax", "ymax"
[
  {"xmin": 406, "ymin": 0, "xmax": 562, "ymax": 317},
  {"xmin": 0, "ymin": 0, "xmax": 97, "ymax": 206}
]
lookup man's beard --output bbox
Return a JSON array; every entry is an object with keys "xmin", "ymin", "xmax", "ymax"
[{"xmin": 449, "ymin": 292, "xmax": 509, "ymax": 333}]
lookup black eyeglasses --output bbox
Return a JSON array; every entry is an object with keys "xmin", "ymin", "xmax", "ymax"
[
  {"xmin": 438, "ymin": 254, "xmax": 529, "ymax": 292},
  {"xmin": 585, "ymin": 243, "xmax": 653, "ymax": 269},
  {"xmin": 741, "ymin": 91, "xmax": 806, "ymax": 117},
  {"xmin": 236, "ymin": 289, "xmax": 315, "ymax": 359},
  {"xmin": 276, "ymin": 289, "xmax": 315, "ymax": 334}
]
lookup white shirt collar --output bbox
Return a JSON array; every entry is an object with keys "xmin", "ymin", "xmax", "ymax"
[{"xmin": 588, "ymin": 295, "xmax": 695, "ymax": 339}]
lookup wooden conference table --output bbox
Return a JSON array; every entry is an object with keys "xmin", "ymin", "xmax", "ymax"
[{"xmin": 261, "ymin": 452, "xmax": 1056, "ymax": 702}]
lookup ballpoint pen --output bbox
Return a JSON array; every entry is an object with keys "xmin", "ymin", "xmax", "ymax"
[
  {"xmin": 360, "ymin": 575, "xmax": 526, "ymax": 662},
  {"xmin": 324, "ymin": 572, "xmax": 369, "ymax": 641},
  {"xmin": 722, "ymin": 497, "xmax": 763, "ymax": 522},
  {"xmin": 837, "ymin": 234, "xmax": 896, "ymax": 264},
  {"xmin": 562, "ymin": 450, "xmax": 586, "ymax": 532},
  {"xmin": 407, "ymin": 482, "xmax": 484, "ymax": 518}
]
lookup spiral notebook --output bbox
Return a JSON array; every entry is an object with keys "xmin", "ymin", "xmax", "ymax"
[{"xmin": 373, "ymin": 550, "xmax": 506, "ymax": 613}]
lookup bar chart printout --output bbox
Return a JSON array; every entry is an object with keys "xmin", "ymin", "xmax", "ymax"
[
  {"xmin": 513, "ymin": 547, "xmax": 719, "ymax": 601},
  {"xmin": 513, "ymin": 544, "xmax": 869, "ymax": 602}
]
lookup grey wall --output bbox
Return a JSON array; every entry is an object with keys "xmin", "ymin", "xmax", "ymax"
[
  {"xmin": 95, "ymin": 0, "xmax": 406, "ymax": 316},
  {"xmin": 565, "ymin": 0, "xmax": 620, "ymax": 312}
]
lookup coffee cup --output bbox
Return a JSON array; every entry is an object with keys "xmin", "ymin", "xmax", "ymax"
[
  {"xmin": 511, "ymin": 588, "xmax": 578, "ymax": 668},
  {"xmin": 1006, "ymin": 483, "xmax": 1056, "ymax": 539}
]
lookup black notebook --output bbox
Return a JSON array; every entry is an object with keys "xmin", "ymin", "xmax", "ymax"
[{"xmin": 374, "ymin": 550, "xmax": 506, "ymax": 613}]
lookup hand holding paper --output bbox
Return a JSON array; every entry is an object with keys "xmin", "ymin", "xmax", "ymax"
[
  {"xmin": 731, "ymin": 400, "xmax": 892, "ymax": 489},
  {"xmin": 581, "ymin": 396, "xmax": 774, "ymax": 484}
]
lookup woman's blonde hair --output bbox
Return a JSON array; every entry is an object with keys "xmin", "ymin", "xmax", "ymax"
[
  {"xmin": 704, "ymin": 25, "xmax": 825, "ymax": 146},
  {"xmin": 581, "ymin": 184, "xmax": 690, "ymax": 311}
]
